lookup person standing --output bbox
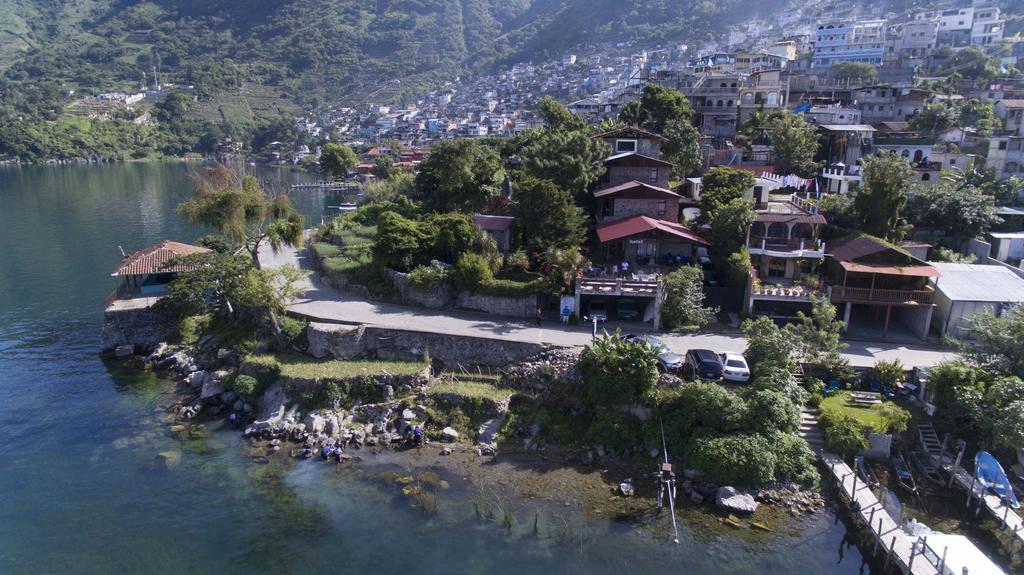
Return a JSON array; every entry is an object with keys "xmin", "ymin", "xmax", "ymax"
[{"xmin": 535, "ymin": 305, "xmax": 543, "ymax": 327}]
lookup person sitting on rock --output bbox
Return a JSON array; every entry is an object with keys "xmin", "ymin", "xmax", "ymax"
[{"xmin": 321, "ymin": 445, "xmax": 333, "ymax": 460}]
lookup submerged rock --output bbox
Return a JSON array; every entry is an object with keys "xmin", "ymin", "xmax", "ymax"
[
  {"xmin": 441, "ymin": 427, "xmax": 460, "ymax": 442},
  {"xmin": 155, "ymin": 451, "xmax": 181, "ymax": 469},
  {"xmin": 715, "ymin": 486, "xmax": 759, "ymax": 514}
]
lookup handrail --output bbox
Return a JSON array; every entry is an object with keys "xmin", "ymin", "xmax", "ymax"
[{"xmin": 829, "ymin": 285, "xmax": 934, "ymax": 304}]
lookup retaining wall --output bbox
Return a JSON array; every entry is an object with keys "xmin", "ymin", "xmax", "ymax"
[
  {"xmin": 100, "ymin": 303, "xmax": 177, "ymax": 352},
  {"xmin": 456, "ymin": 291, "xmax": 537, "ymax": 318}
]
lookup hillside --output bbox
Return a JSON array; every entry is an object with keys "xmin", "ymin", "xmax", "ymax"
[{"xmin": 0, "ymin": 0, "xmax": 786, "ymax": 160}]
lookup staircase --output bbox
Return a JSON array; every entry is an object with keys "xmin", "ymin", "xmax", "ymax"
[{"xmin": 799, "ymin": 407, "xmax": 826, "ymax": 454}]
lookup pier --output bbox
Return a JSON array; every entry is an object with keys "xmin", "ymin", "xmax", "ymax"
[
  {"xmin": 823, "ymin": 453, "xmax": 940, "ymax": 574},
  {"xmin": 291, "ymin": 181, "xmax": 363, "ymax": 192},
  {"xmin": 918, "ymin": 425, "xmax": 1024, "ymax": 550}
]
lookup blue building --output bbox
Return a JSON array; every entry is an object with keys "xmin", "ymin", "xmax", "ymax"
[{"xmin": 813, "ymin": 20, "xmax": 887, "ymax": 68}]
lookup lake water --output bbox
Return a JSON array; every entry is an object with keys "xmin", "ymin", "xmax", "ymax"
[{"xmin": 0, "ymin": 162, "xmax": 870, "ymax": 574}]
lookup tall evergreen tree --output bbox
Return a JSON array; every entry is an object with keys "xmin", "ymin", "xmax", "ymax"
[{"xmin": 854, "ymin": 154, "xmax": 913, "ymax": 242}]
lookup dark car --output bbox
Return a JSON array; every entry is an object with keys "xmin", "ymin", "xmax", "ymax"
[
  {"xmin": 700, "ymin": 262, "xmax": 720, "ymax": 287},
  {"xmin": 587, "ymin": 301, "xmax": 608, "ymax": 322},
  {"xmin": 684, "ymin": 349, "xmax": 724, "ymax": 381},
  {"xmin": 616, "ymin": 299, "xmax": 640, "ymax": 321},
  {"xmin": 621, "ymin": 333, "xmax": 684, "ymax": 372}
]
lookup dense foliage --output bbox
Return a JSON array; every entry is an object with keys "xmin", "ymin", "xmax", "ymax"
[
  {"xmin": 577, "ymin": 333, "xmax": 661, "ymax": 407},
  {"xmin": 660, "ymin": 265, "xmax": 716, "ymax": 330}
]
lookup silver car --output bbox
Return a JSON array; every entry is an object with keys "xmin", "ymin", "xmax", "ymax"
[{"xmin": 624, "ymin": 334, "xmax": 684, "ymax": 372}]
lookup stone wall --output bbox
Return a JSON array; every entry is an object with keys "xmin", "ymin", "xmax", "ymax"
[
  {"xmin": 387, "ymin": 269, "xmax": 455, "ymax": 309},
  {"xmin": 100, "ymin": 304, "xmax": 177, "ymax": 352},
  {"xmin": 305, "ymin": 321, "xmax": 557, "ymax": 367},
  {"xmin": 456, "ymin": 291, "xmax": 537, "ymax": 318}
]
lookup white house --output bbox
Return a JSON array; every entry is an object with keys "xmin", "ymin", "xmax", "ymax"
[{"xmin": 929, "ymin": 262, "xmax": 1024, "ymax": 339}]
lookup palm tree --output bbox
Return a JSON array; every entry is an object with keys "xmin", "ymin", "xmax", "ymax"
[{"xmin": 542, "ymin": 247, "xmax": 590, "ymax": 293}]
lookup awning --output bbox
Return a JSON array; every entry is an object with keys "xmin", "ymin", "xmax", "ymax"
[
  {"xmin": 596, "ymin": 215, "xmax": 708, "ymax": 245},
  {"xmin": 839, "ymin": 261, "xmax": 940, "ymax": 277}
]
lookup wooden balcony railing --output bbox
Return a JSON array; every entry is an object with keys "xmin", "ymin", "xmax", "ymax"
[{"xmin": 829, "ymin": 285, "xmax": 935, "ymax": 304}]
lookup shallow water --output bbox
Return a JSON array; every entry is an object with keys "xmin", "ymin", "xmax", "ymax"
[{"xmin": 0, "ymin": 162, "xmax": 871, "ymax": 574}]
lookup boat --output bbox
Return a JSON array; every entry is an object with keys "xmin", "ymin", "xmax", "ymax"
[
  {"xmin": 891, "ymin": 453, "xmax": 918, "ymax": 494},
  {"xmin": 975, "ymin": 451, "xmax": 1020, "ymax": 509},
  {"xmin": 326, "ymin": 203, "xmax": 358, "ymax": 212},
  {"xmin": 909, "ymin": 450, "xmax": 945, "ymax": 486},
  {"xmin": 855, "ymin": 456, "xmax": 880, "ymax": 489}
]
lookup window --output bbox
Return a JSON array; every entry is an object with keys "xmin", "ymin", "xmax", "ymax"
[
  {"xmin": 921, "ymin": 173, "xmax": 931, "ymax": 181},
  {"xmin": 949, "ymin": 159, "xmax": 957, "ymax": 166},
  {"xmin": 615, "ymin": 139, "xmax": 637, "ymax": 153},
  {"xmin": 657, "ymin": 200, "xmax": 667, "ymax": 216},
  {"xmin": 649, "ymin": 168, "xmax": 659, "ymax": 183},
  {"xmin": 999, "ymin": 141, "xmax": 1008, "ymax": 150}
]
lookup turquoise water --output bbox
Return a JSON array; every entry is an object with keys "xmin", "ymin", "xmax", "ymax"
[{"xmin": 0, "ymin": 162, "xmax": 869, "ymax": 574}]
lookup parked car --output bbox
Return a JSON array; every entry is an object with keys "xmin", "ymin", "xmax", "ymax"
[
  {"xmin": 587, "ymin": 301, "xmax": 607, "ymax": 322},
  {"xmin": 684, "ymin": 349, "xmax": 724, "ymax": 381},
  {"xmin": 719, "ymin": 352, "xmax": 751, "ymax": 383},
  {"xmin": 616, "ymin": 299, "xmax": 640, "ymax": 321},
  {"xmin": 621, "ymin": 333, "xmax": 684, "ymax": 372}
]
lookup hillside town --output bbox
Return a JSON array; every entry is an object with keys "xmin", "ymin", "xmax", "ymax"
[{"xmin": 87, "ymin": 2, "xmax": 1024, "ymax": 575}]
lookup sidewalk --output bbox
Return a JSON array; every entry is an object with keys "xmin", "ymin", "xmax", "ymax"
[{"xmin": 261, "ymin": 243, "xmax": 959, "ymax": 368}]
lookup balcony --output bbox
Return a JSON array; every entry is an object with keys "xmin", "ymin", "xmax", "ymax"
[
  {"xmin": 828, "ymin": 284, "xmax": 935, "ymax": 305},
  {"xmin": 747, "ymin": 236, "xmax": 825, "ymax": 258},
  {"xmin": 577, "ymin": 278, "xmax": 660, "ymax": 298}
]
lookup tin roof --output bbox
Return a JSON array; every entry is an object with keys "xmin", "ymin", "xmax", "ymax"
[
  {"xmin": 111, "ymin": 240, "xmax": 211, "ymax": 277},
  {"xmin": 931, "ymin": 262, "xmax": 1024, "ymax": 302}
]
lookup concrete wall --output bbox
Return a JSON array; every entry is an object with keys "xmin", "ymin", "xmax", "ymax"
[
  {"xmin": 456, "ymin": 292, "xmax": 537, "ymax": 318},
  {"xmin": 305, "ymin": 321, "xmax": 555, "ymax": 367},
  {"xmin": 612, "ymin": 198, "xmax": 675, "ymax": 221},
  {"xmin": 893, "ymin": 304, "xmax": 933, "ymax": 340},
  {"xmin": 387, "ymin": 269, "xmax": 455, "ymax": 309}
]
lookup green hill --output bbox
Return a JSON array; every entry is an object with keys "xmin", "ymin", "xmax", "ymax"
[{"xmin": 0, "ymin": 0, "xmax": 786, "ymax": 161}]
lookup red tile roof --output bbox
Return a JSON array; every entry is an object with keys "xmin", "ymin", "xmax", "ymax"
[
  {"xmin": 596, "ymin": 215, "xmax": 708, "ymax": 245},
  {"xmin": 473, "ymin": 214, "xmax": 515, "ymax": 231},
  {"xmin": 111, "ymin": 240, "xmax": 211, "ymax": 277},
  {"xmin": 593, "ymin": 180, "xmax": 680, "ymax": 198}
]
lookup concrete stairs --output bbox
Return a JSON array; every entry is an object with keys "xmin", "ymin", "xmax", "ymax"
[{"xmin": 798, "ymin": 407, "xmax": 826, "ymax": 454}]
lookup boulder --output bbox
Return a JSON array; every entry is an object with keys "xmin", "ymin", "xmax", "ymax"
[
  {"xmin": 200, "ymin": 377, "xmax": 225, "ymax": 400},
  {"xmin": 325, "ymin": 416, "xmax": 340, "ymax": 437},
  {"xmin": 232, "ymin": 399, "xmax": 244, "ymax": 412},
  {"xmin": 304, "ymin": 413, "xmax": 326, "ymax": 435},
  {"xmin": 114, "ymin": 344, "xmax": 134, "ymax": 358},
  {"xmin": 220, "ymin": 391, "xmax": 237, "ymax": 405},
  {"xmin": 401, "ymin": 408, "xmax": 416, "ymax": 421},
  {"xmin": 155, "ymin": 451, "xmax": 181, "ymax": 469},
  {"xmin": 441, "ymin": 427, "xmax": 460, "ymax": 442},
  {"xmin": 715, "ymin": 486, "xmax": 759, "ymax": 514}
]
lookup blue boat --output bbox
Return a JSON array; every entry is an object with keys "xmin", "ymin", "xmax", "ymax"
[
  {"xmin": 892, "ymin": 453, "xmax": 918, "ymax": 494},
  {"xmin": 975, "ymin": 451, "xmax": 1020, "ymax": 509}
]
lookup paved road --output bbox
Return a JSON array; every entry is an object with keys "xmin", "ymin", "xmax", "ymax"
[{"xmin": 261, "ymin": 243, "xmax": 959, "ymax": 368}]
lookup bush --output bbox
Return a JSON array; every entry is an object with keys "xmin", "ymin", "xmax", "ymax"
[
  {"xmin": 277, "ymin": 315, "xmax": 307, "ymax": 350},
  {"xmin": 744, "ymin": 389, "xmax": 800, "ymax": 434},
  {"xmin": 662, "ymin": 381, "xmax": 747, "ymax": 437},
  {"xmin": 232, "ymin": 375, "xmax": 261, "ymax": 397},
  {"xmin": 587, "ymin": 410, "xmax": 644, "ymax": 454},
  {"xmin": 242, "ymin": 355, "xmax": 282, "ymax": 385},
  {"xmin": 476, "ymin": 278, "xmax": 548, "ymax": 298},
  {"xmin": 452, "ymin": 252, "xmax": 494, "ymax": 292},
  {"xmin": 769, "ymin": 431, "xmax": 820, "ymax": 487},
  {"xmin": 177, "ymin": 315, "xmax": 211, "ymax": 345},
  {"xmin": 406, "ymin": 262, "xmax": 451, "ymax": 291},
  {"xmin": 879, "ymin": 402, "xmax": 911, "ymax": 434},
  {"xmin": 577, "ymin": 333, "xmax": 660, "ymax": 407},
  {"xmin": 661, "ymin": 266, "xmax": 716, "ymax": 330},
  {"xmin": 374, "ymin": 211, "xmax": 427, "ymax": 272},
  {"xmin": 312, "ymin": 242, "xmax": 342, "ymax": 259},
  {"xmin": 808, "ymin": 392, "xmax": 824, "ymax": 408},
  {"xmin": 685, "ymin": 432, "xmax": 776, "ymax": 486},
  {"xmin": 874, "ymin": 359, "xmax": 905, "ymax": 388},
  {"xmin": 723, "ymin": 247, "xmax": 753, "ymax": 288},
  {"xmin": 819, "ymin": 410, "xmax": 871, "ymax": 454}
]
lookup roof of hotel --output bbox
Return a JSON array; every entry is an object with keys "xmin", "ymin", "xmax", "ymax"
[
  {"xmin": 603, "ymin": 152, "xmax": 673, "ymax": 167},
  {"xmin": 593, "ymin": 180, "xmax": 680, "ymax": 198},
  {"xmin": 596, "ymin": 215, "xmax": 708, "ymax": 245},
  {"xmin": 473, "ymin": 214, "xmax": 515, "ymax": 231},
  {"xmin": 111, "ymin": 240, "xmax": 211, "ymax": 277}
]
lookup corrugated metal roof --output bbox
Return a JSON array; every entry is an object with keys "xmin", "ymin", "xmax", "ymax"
[
  {"xmin": 839, "ymin": 261, "xmax": 940, "ymax": 277},
  {"xmin": 818, "ymin": 124, "xmax": 877, "ymax": 132},
  {"xmin": 603, "ymin": 152, "xmax": 673, "ymax": 167},
  {"xmin": 596, "ymin": 215, "xmax": 708, "ymax": 245},
  {"xmin": 593, "ymin": 180, "xmax": 680, "ymax": 198},
  {"xmin": 473, "ymin": 214, "xmax": 515, "ymax": 231},
  {"xmin": 931, "ymin": 262, "xmax": 1024, "ymax": 302},
  {"xmin": 111, "ymin": 240, "xmax": 211, "ymax": 277}
]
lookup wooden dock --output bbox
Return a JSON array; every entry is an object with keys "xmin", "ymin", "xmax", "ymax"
[
  {"xmin": 918, "ymin": 425, "xmax": 1024, "ymax": 550},
  {"xmin": 822, "ymin": 453, "xmax": 941, "ymax": 574},
  {"xmin": 291, "ymin": 181, "xmax": 362, "ymax": 191}
]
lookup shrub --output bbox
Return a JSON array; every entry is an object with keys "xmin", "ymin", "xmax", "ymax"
[
  {"xmin": 685, "ymin": 432, "xmax": 776, "ymax": 486},
  {"xmin": 662, "ymin": 381, "xmax": 747, "ymax": 437},
  {"xmin": 723, "ymin": 247, "xmax": 753, "ymax": 288},
  {"xmin": 177, "ymin": 315, "xmax": 211, "ymax": 345},
  {"xmin": 452, "ymin": 252, "xmax": 494, "ymax": 292},
  {"xmin": 374, "ymin": 211, "xmax": 427, "ymax": 272},
  {"xmin": 577, "ymin": 333, "xmax": 660, "ymax": 407},
  {"xmin": 406, "ymin": 262, "xmax": 451, "ymax": 291},
  {"xmin": 277, "ymin": 315, "xmax": 307, "ymax": 350},
  {"xmin": 476, "ymin": 278, "xmax": 548, "ymax": 298},
  {"xmin": 232, "ymin": 375, "xmax": 261, "ymax": 397},
  {"xmin": 769, "ymin": 431, "xmax": 820, "ymax": 487},
  {"xmin": 661, "ymin": 265, "xmax": 716, "ymax": 330},
  {"xmin": 874, "ymin": 359, "xmax": 905, "ymax": 388},
  {"xmin": 808, "ymin": 392, "xmax": 824, "ymax": 408},
  {"xmin": 587, "ymin": 410, "xmax": 644, "ymax": 454},
  {"xmin": 312, "ymin": 242, "xmax": 341, "ymax": 259},
  {"xmin": 878, "ymin": 402, "xmax": 911, "ymax": 434},
  {"xmin": 819, "ymin": 410, "xmax": 871, "ymax": 454},
  {"xmin": 744, "ymin": 389, "xmax": 800, "ymax": 434},
  {"xmin": 242, "ymin": 355, "xmax": 282, "ymax": 385}
]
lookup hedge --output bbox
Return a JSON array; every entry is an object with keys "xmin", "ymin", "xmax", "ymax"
[{"xmin": 475, "ymin": 278, "xmax": 548, "ymax": 298}]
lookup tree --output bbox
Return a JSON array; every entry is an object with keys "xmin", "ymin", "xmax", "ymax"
[
  {"xmin": 685, "ymin": 432, "xmax": 776, "ymax": 486},
  {"xmin": 177, "ymin": 165, "xmax": 303, "ymax": 269},
  {"xmin": 512, "ymin": 178, "xmax": 587, "ymax": 252},
  {"xmin": 537, "ymin": 95, "xmax": 586, "ymax": 132},
  {"xmin": 854, "ymin": 154, "xmax": 913, "ymax": 242},
  {"xmin": 906, "ymin": 181, "xmax": 1000, "ymax": 242},
  {"xmin": 819, "ymin": 410, "xmax": 871, "ymax": 454},
  {"xmin": 577, "ymin": 333, "xmax": 660, "ymax": 407},
  {"xmin": 414, "ymin": 139, "xmax": 504, "ymax": 213},
  {"xmin": 664, "ymin": 382, "xmax": 748, "ymax": 436},
  {"xmin": 879, "ymin": 403, "xmax": 911, "ymax": 434},
  {"xmin": 541, "ymin": 246, "xmax": 590, "ymax": 294},
  {"xmin": 928, "ymin": 361, "xmax": 987, "ymax": 424},
  {"xmin": 371, "ymin": 155, "xmax": 396, "ymax": 179},
  {"xmin": 424, "ymin": 212, "xmax": 478, "ymax": 264},
  {"xmin": 363, "ymin": 172, "xmax": 415, "ymax": 203},
  {"xmin": 520, "ymin": 129, "xmax": 609, "ymax": 200},
  {"xmin": 769, "ymin": 114, "xmax": 822, "ymax": 178},
  {"xmin": 960, "ymin": 307, "xmax": 1024, "ymax": 378},
  {"xmin": 742, "ymin": 316, "xmax": 798, "ymax": 373},
  {"xmin": 787, "ymin": 296, "xmax": 851, "ymax": 379},
  {"xmin": 699, "ymin": 167, "xmax": 755, "ymax": 218},
  {"xmin": 828, "ymin": 61, "xmax": 878, "ymax": 84},
  {"xmin": 319, "ymin": 143, "xmax": 357, "ymax": 179},
  {"xmin": 374, "ymin": 211, "xmax": 427, "ymax": 272},
  {"xmin": 661, "ymin": 119, "xmax": 703, "ymax": 178},
  {"xmin": 661, "ymin": 265, "xmax": 716, "ymax": 330},
  {"xmin": 745, "ymin": 389, "xmax": 801, "ymax": 434},
  {"xmin": 619, "ymin": 84, "xmax": 693, "ymax": 133},
  {"xmin": 873, "ymin": 359, "xmax": 906, "ymax": 389},
  {"xmin": 908, "ymin": 101, "xmax": 961, "ymax": 137},
  {"xmin": 704, "ymin": 197, "xmax": 755, "ymax": 260}
]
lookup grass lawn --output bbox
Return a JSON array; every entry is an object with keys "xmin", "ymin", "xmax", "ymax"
[
  {"xmin": 821, "ymin": 391, "xmax": 886, "ymax": 432},
  {"xmin": 269, "ymin": 353, "xmax": 427, "ymax": 380},
  {"xmin": 428, "ymin": 374, "xmax": 511, "ymax": 403}
]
